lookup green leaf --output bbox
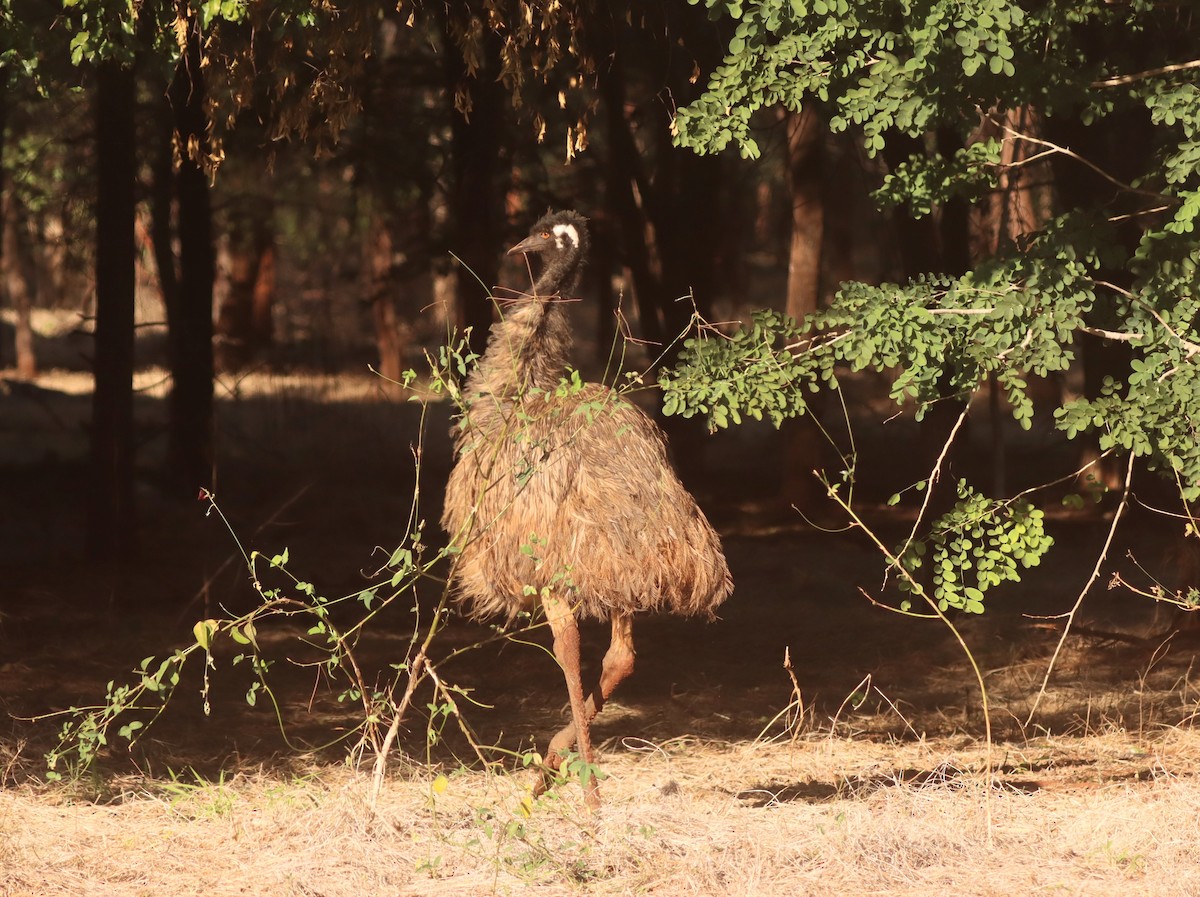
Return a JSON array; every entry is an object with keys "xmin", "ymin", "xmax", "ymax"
[{"xmin": 193, "ymin": 619, "xmax": 218, "ymax": 651}]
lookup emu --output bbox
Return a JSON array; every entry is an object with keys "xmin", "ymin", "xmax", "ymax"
[{"xmin": 441, "ymin": 209, "xmax": 732, "ymax": 806}]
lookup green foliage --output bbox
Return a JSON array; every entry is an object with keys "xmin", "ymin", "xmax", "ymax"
[
  {"xmin": 665, "ymin": 212, "xmax": 1102, "ymax": 430},
  {"xmin": 659, "ymin": 310, "xmax": 824, "ymax": 428},
  {"xmin": 675, "ymin": 0, "xmax": 1191, "ymax": 159},
  {"xmin": 42, "ymin": 480, "xmax": 447, "ymax": 777},
  {"xmin": 667, "ymin": 0, "xmax": 1200, "ymax": 635},
  {"xmin": 897, "ymin": 481, "xmax": 1053, "ymax": 613},
  {"xmin": 873, "ymin": 139, "xmax": 1002, "ymax": 217},
  {"xmin": 676, "ymin": 0, "xmax": 1047, "ymax": 159},
  {"xmin": 667, "ymin": 0, "xmax": 1200, "ymax": 484}
]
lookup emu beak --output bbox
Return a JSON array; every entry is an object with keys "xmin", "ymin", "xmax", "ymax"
[{"xmin": 508, "ymin": 233, "xmax": 551, "ymax": 256}]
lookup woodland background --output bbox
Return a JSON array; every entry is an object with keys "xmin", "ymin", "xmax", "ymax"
[
  {"xmin": 4, "ymin": 4, "xmax": 1200, "ymax": 894},
  {"xmin": 2, "ymin": 0, "xmax": 1200, "ymax": 793}
]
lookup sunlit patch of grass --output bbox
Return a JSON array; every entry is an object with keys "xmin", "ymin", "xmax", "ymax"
[{"xmin": 8, "ymin": 730, "xmax": 1200, "ymax": 896}]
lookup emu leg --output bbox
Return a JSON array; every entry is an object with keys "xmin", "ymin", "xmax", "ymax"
[
  {"xmin": 540, "ymin": 592, "xmax": 599, "ymax": 808},
  {"xmin": 537, "ymin": 613, "xmax": 635, "ymax": 797}
]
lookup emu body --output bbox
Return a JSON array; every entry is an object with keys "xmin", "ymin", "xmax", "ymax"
[{"xmin": 441, "ymin": 210, "xmax": 732, "ymax": 805}]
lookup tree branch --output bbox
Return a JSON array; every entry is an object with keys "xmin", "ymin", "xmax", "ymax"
[
  {"xmin": 1079, "ymin": 324, "xmax": 1144, "ymax": 343},
  {"xmin": 991, "ymin": 117, "xmax": 1168, "ymax": 201},
  {"xmin": 1096, "ymin": 280, "xmax": 1200, "ymax": 357},
  {"xmin": 1092, "ymin": 59, "xmax": 1200, "ymax": 88}
]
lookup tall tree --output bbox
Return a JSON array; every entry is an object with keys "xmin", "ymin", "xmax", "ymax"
[
  {"xmin": 780, "ymin": 107, "xmax": 827, "ymax": 512},
  {"xmin": 0, "ymin": 69, "xmax": 7, "ymax": 372},
  {"xmin": 443, "ymin": 11, "xmax": 507, "ymax": 357},
  {"xmin": 86, "ymin": 57, "xmax": 137, "ymax": 561},
  {"xmin": 1, "ymin": 179, "xmax": 38, "ymax": 380},
  {"xmin": 164, "ymin": 3, "xmax": 214, "ymax": 499},
  {"xmin": 1, "ymin": 70, "xmax": 40, "ymax": 381}
]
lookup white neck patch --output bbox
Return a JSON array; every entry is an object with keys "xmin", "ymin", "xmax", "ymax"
[{"xmin": 552, "ymin": 223, "xmax": 579, "ymax": 250}]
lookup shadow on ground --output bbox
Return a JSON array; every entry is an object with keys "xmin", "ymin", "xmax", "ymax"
[{"xmin": 2, "ymin": 371, "xmax": 1198, "ymax": 784}]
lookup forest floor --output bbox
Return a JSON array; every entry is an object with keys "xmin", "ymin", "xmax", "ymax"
[{"xmin": 3, "ymin": 366, "xmax": 1200, "ymax": 896}]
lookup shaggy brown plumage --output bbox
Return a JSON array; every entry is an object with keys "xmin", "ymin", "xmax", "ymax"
[{"xmin": 441, "ymin": 210, "xmax": 732, "ymax": 805}]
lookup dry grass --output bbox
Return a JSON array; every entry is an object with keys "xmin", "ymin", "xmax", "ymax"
[
  {"xmin": 8, "ymin": 365, "xmax": 1200, "ymax": 896},
  {"xmin": 4, "ymin": 729, "xmax": 1200, "ymax": 897}
]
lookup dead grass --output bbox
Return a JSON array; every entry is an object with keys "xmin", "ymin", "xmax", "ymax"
[
  {"xmin": 7, "ymin": 366, "xmax": 1200, "ymax": 895},
  {"xmin": 4, "ymin": 729, "xmax": 1200, "ymax": 897}
]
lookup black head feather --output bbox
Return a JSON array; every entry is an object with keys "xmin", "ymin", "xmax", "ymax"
[{"xmin": 508, "ymin": 209, "xmax": 590, "ymax": 295}]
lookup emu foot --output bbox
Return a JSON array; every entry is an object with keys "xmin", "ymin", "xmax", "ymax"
[{"xmin": 531, "ymin": 748, "xmax": 601, "ymax": 809}]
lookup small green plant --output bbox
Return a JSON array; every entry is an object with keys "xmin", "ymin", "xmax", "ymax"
[
  {"xmin": 897, "ymin": 481, "xmax": 1054, "ymax": 614},
  {"xmin": 39, "ymin": 321, "xmax": 667, "ymax": 809},
  {"xmin": 39, "ymin": 339, "xmax": 482, "ymax": 787},
  {"xmin": 155, "ymin": 768, "xmax": 239, "ymax": 820}
]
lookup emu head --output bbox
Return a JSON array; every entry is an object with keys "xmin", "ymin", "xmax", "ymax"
[{"xmin": 508, "ymin": 209, "xmax": 590, "ymax": 296}]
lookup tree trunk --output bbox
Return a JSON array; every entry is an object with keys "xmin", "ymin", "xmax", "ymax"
[
  {"xmin": 593, "ymin": 19, "xmax": 666, "ymax": 347},
  {"xmin": 215, "ymin": 200, "xmax": 275, "ymax": 372},
  {"xmin": 251, "ymin": 240, "xmax": 275, "ymax": 350},
  {"xmin": 1044, "ymin": 105, "xmax": 1150, "ymax": 494},
  {"xmin": 364, "ymin": 216, "xmax": 409, "ymax": 383},
  {"xmin": 781, "ymin": 108, "xmax": 827, "ymax": 513},
  {"xmin": 2, "ymin": 186, "xmax": 38, "ymax": 380},
  {"xmin": 0, "ymin": 70, "xmax": 7, "ymax": 372},
  {"xmin": 148, "ymin": 88, "xmax": 179, "ymax": 353},
  {"xmin": 970, "ymin": 107, "xmax": 1054, "ymax": 494},
  {"xmin": 444, "ymin": 20, "xmax": 505, "ymax": 359},
  {"xmin": 0, "ymin": 71, "xmax": 35, "ymax": 379},
  {"xmin": 884, "ymin": 131, "xmax": 974, "ymax": 561},
  {"xmin": 86, "ymin": 59, "xmax": 138, "ymax": 561},
  {"xmin": 589, "ymin": 8, "xmax": 728, "ymax": 482},
  {"xmin": 166, "ymin": 8, "xmax": 215, "ymax": 499}
]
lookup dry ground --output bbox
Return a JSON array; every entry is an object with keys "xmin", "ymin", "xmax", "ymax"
[
  {"xmin": 4, "ymin": 367, "xmax": 1200, "ymax": 896},
  {"xmin": 5, "ymin": 732, "xmax": 1200, "ymax": 896}
]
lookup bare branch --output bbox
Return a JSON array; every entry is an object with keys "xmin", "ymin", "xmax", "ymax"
[
  {"xmin": 895, "ymin": 403, "xmax": 972, "ymax": 577},
  {"xmin": 1025, "ymin": 452, "xmax": 1136, "ymax": 726},
  {"xmin": 1079, "ymin": 324, "xmax": 1145, "ymax": 343},
  {"xmin": 1092, "ymin": 59, "xmax": 1200, "ymax": 88},
  {"xmin": 783, "ymin": 329, "xmax": 852, "ymax": 355},
  {"xmin": 992, "ymin": 117, "xmax": 1167, "ymax": 201},
  {"xmin": 1109, "ymin": 204, "xmax": 1174, "ymax": 224},
  {"xmin": 1096, "ymin": 280, "xmax": 1200, "ymax": 357}
]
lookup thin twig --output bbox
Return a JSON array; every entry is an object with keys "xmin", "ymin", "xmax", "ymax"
[
  {"xmin": 893, "ymin": 403, "xmax": 971, "ymax": 585},
  {"xmin": 370, "ymin": 647, "xmax": 429, "ymax": 808},
  {"xmin": 994, "ymin": 120, "xmax": 1167, "ymax": 200},
  {"xmin": 1079, "ymin": 324, "xmax": 1144, "ymax": 343},
  {"xmin": 823, "ymin": 478, "xmax": 996, "ymax": 842},
  {"xmin": 1024, "ymin": 452, "xmax": 1136, "ymax": 726},
  {"xmin": 1096, "ymin": 280, "xmax": 1200, "ymax": 357}
]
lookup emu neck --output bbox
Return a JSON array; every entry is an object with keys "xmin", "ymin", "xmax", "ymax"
[{"xmin": 467, "ymin": 298, "xmax": 572, "ymax": 403}]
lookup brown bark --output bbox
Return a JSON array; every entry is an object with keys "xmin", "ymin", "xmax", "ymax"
[
  {"xmin": 251, "ymin": 241, "xmax": 275, "ymax": 348},
  {"xmin": 2, "ymin": 190, "xmax": 38, "ymax": 380},
  {"xmin": 588, "ymin": 8, "xmax": 729, "ymax": 481},
  {"xmin": 166, "ymin": 6, "xmax": 215, "ymax": 499},
  {"xmin": 146, "ymin": 90, "xmax": 180, "ymax": 380},
  {"xmin": 781, "ymin": 108, "xmax": 827, "ymax": 513},
  {"xmin": 970, "ymin": 108, "xmax": 1054, "ymax": 494},
  {"xmin": 0, "ymin": 74, "xmax": 37, "ymax": 380},
  {"xmin": 969, "ymin": 107, "xmax": 1053, "ymax": 261},
  {"xmin": 589, "ymin": 10, "xmax": 666, "ymax": 346},
  {"xmin": 86, "ymin": 59, "xmax": 138, "ymax": 562},
  {"xmin": 882, "ymin": 132, "xmax": 974, "ymax": 551},
  {"xmin": 215, "ymin": 204, "xmax": 274, "ymax": 372},
  {"xmin": 1044, "ymin": 104, "xmax": 1150, "ymax": 494},
  {"xmin": 0, "ymin": 70, "xmax": 6, "ymax": 373},
  {"xmin": 364, "ymin": 219, "xmax": 409, "ymax": 383},
  {"xmin": 444, "ymin": 18, "xmax": 505, "ymax": 359}
]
